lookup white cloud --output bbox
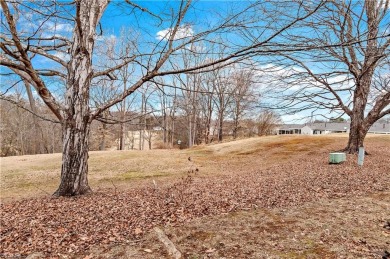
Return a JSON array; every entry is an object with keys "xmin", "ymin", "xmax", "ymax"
[
  {"xmin": 20, "ymin": 20, "xmax": 73, "ymax": 36},
  {"xmin": 55, "ymin": 23, "xmax": 73, "ymax": 32},
  {"xmin": 156, "ymin": 25, "xmax": 194, "ymax": 41},
  {"xmin": 45, "ymin": 21, "xmax": 73, "ymax": 32}
]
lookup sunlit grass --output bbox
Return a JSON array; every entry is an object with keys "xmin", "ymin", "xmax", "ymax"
[{"xmin": 2, "ymin": 134, "xmax": 386, "ymax": 202}]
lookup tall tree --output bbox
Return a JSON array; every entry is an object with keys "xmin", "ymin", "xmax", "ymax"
[
  {"xmin": 0, "ymin": 0, "xmax": 324, "ymax": 196},
  {"xmin": 263, "ymin": 0, "xmax": 390, "ymax": 153},
  {"xmin": 210, "ymin": 65, "xmax": 234, "ymax": 142},
  {"xmin": 199, "ymin": 76, "xmax": 215, "ymax": 144},
  {"xmin": 230, "ymin": 69, "xmax": 257, "ymax": 139}
]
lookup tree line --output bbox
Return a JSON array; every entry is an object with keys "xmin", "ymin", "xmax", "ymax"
[{"xmin": 1, "ymin": 74, "xmax": 280, "ymax": 156}]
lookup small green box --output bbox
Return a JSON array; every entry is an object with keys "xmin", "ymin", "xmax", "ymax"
[{"xmin": 329, "ymin": 152, "xmax": 346, "ymax": 164}]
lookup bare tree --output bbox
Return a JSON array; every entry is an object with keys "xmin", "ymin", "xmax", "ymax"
[
  {"xmin": 208, "ymin": 65, "xmax": 235, "ymax": 142},
  {"xmin": 138, "ymin": 84, "xmax": 157, "ymax": 150},
  {"xmin": 157, "ymin": 79, "xmax": 177, "ymax": 148},
  {"xmin": 0, "ymin": 0, "xmax": 324, "ymax": 196},
  {"xmin": 230, "ymin": 69, "xmax": 257, "ymax": 139},
  {"xmin": 198, "ymin": 78, "xmax": 215, "ymax": 144},
  {"xmin": 174, "ymin": 50, "xmax": 204, "ymax": 147},
  {"xmin": 262, "ymin": 0, "xmax": 390, "ymax": 153},
  {"xmin": 256, "ymin": 109, "xmax": 281, "ymax": 136}
]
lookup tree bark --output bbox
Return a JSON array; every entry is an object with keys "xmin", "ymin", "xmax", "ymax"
[
  {"xmin": 344, "ymin": 56, "xmax": 375, "ymax": 153},
  {"xmin": 344, "ymin": 84, "xmax": 373, "ymax": 154},
  {"xmin": 54, "ymin": 120, "xmax": 92, "ymax": 196},
  {"xmin": 345, "ymin": 116, "xmax": 368, "ymax": 154}
]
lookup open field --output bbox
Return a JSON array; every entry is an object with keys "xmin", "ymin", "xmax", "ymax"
[
  {"xmin": 1, "ymin": 134, "xmax": 390, "ymax": 258},
  {"xmin": 0, "ymin": 134, "xmax": 342, "ymax": 201},
  {"xmin": 2, "ymin": 133, "xmax": 380, "ymax": 201}
]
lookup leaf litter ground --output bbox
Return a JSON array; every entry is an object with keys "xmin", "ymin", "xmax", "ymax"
[{"xmin": 1, "ymin": 135, "xmax": 389, "ymax": 258}]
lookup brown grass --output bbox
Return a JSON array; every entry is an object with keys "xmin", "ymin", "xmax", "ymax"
[{"xmin": 1, "ymin": 134, "xmax": 387, "ymax": 202}]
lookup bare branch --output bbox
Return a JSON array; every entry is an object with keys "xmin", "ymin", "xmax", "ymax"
[
  {"xmin": 0, "ymin": 95, "xmax": 60, "ymax": 123},
  {"xmin": 92, "ymin": 56, "xmax": 136, "ymax": 78},
  {"xmin": 124, "ymin": 0, "xmax": 163, "ymax": 23},
  {"xmin": 0, "ymin": 1, "xmax": 64, "ymax": 121}
]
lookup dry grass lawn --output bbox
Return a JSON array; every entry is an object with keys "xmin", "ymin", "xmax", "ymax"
[
  {"xmin": 0, "ymin": 134, "xmax": 339, "ymax": 201},
  {"xmin": 0, "ymin": 134, "xmax": 351, "ymax": 201}
]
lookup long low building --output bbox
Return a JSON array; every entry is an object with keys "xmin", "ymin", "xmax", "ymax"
[{"xmin": 277, "ymin": 121, "xmax": 390, "ymax": 135}]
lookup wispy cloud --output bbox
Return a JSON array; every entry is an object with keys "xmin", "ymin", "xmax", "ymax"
[
  {"xmin": 38, "ymin": 21, "xmax": 74, "ymax": 33},
  {"xmin": 53, "ymin": 23, "xmax": 73, "ymax": 32},
  {"xmin": 156, "ymin": 25, "xmax": 194, "ymax": 41}
]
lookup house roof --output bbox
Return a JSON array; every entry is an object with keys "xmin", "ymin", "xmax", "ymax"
[
  {"xmin": 278, "ymin": 121, "xmax": 390, "ymax": 133},
  {"xmin": 305, "ymin": 122, "xmax": 349, "ymax": 131}
]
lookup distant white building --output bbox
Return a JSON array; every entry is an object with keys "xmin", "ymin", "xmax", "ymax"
[
  {"xmin": 117, "ymin": 129, "xmax": 161, "ymax": 150},
  {"xmin": 277, "ymin": 122, "xmax": 390, "ymax": 135}
]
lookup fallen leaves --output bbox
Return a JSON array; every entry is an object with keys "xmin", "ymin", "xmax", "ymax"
[
  {"xmin": 1, "ymin": 141, "xmax": 389, "ymax": 258},
  {"xmin": 134, "ymin": 228, "xmax": 143, "ymax": 235}
]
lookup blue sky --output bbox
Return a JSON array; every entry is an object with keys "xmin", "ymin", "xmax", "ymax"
[
  {"xmin": 1, "ymin": 1, "xmax": 389, "ymax": 124},
  {"xmin": 96, "ymin": 1, "xmax": 349, "ymax": 123},
  {"xmin": 99, "ymin": 1, "xmax": 244, "ymax": 41}
]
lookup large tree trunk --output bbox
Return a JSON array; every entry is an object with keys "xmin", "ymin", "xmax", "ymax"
[
  {"xmin": 54, "ymin": 120, "xmax": 92, "ymax": 196},
  {"xmin": 345, "ymin": 116, "xmax": 369, "ymax": 154},
  {"xmin": 344, "ymin": 65, "xmax": 375, "ymax": 153},
  {"xmin": 55, "ymin": 41, "xmax": 93, "ymax": 196},
  {"xmin": 53, "ymin": 0, "xmax": 108, "ymax": 196},
  {"xmin": 344, "ymin": 79, "xmax": 372, "ymax": 154}
]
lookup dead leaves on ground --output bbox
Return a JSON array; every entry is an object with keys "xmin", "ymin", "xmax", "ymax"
[{"xmin": 1, "ymin": 142, "xmax": 389, "ymax": 257}]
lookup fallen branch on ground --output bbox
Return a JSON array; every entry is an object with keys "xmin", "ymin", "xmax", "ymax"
[{"xmin": 154, "ymin": 227, "xmax": 182, "ymax": 259}]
